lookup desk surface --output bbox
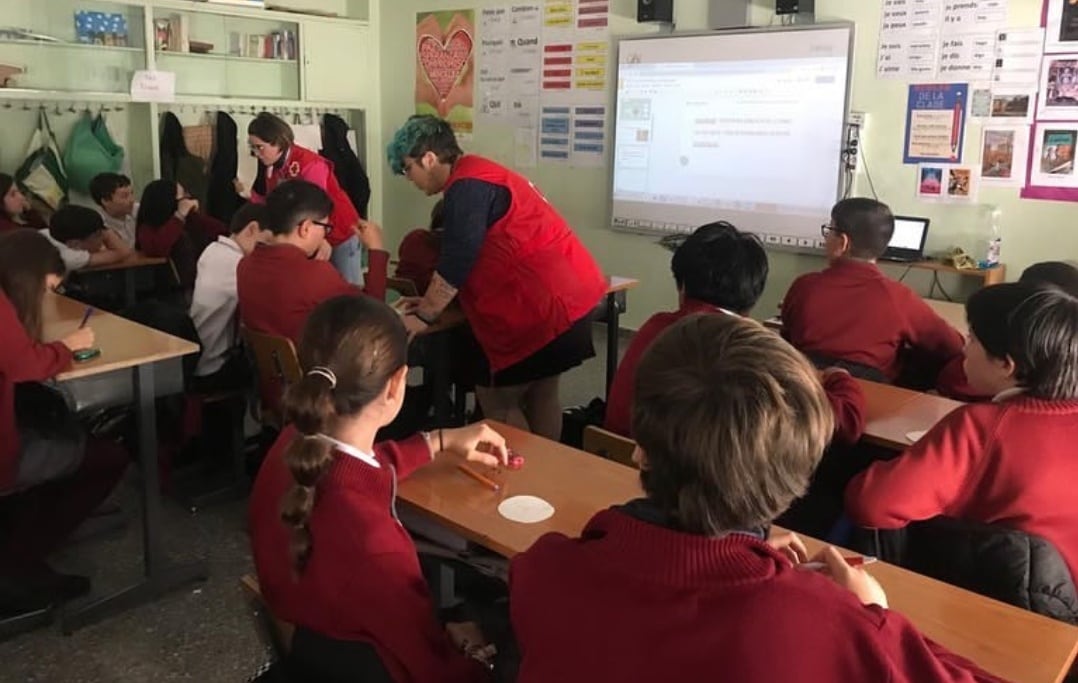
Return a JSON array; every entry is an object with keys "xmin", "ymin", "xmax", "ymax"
[
  {"xmin": 398, "ymin": 421, "xmax": 1078, "ymax": 683},
  {"xmin": 857, "ymin": 379, "xmax": 964, "ymax": 450},
  {"xmin": 79, "ymin": 252, "xmax": 168, "ymax": 273},
  {"xmin": 925, "ymin": 299, "xmax": 968, "ymax": 336},
  {"xmin": 42, "ymin": 293, "xmax": 199, "ymax": 381},
  {"xmin": 607, "ymin": 276, "xmax": 640, "ymax": 294}
]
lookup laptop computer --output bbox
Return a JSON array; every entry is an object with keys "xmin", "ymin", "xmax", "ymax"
[{"xmin": 881, "ymin": 215, "xmax": 930, "ymax": 262}]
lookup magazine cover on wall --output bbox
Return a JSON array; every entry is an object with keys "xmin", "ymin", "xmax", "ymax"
[
  {"xmin": 1044, "ymin": 0, "xmax": 1078, "ymax": 52},
  {"xmin": 415, "ymin": 9, "xmax": 475, "ymax": 137}
]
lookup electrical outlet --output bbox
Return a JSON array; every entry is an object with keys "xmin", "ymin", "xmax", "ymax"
[
  {"xmin": 848, "ymin": 110, "xmax": 866, "ymax": 128},
  {"xmin": 845, "ymin": 111, "xmax": 867, "ymax": 173}
]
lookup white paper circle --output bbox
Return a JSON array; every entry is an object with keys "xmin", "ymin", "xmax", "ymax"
[
  {"xmin": 906, "ymin": 430, "xmax": 927, "ymax": 443},
  {"xmin": 497, "ymin": 495, "xmax": 554, "ymax": 524}
]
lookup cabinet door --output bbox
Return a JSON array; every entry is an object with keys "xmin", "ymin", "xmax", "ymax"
[{"xmin": 303, "ymin": 21, "xmax": 370, "ymax": 105}]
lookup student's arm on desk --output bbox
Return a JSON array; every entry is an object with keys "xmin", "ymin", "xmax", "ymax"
[
  {"xmin": 821, "ymin": 369, "xmax": 866, "ymax": 444},
  {"xmin": 844, "ymin": 406, "xmax": 985, "ymax": 528},
  {"xmin": 0, "ymin": 296, "xmax": 73, "ymax": 381},
  {"xmin": 86, "ymin": 229, "xmax": 134, "ymax": 266}
]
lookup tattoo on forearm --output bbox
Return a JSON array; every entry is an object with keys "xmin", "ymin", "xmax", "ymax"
[{"xmin": 419, "ymin": 273, "xmax": 459, "ymax": 320}]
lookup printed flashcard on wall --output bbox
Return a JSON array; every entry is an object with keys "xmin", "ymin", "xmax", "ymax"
[
  {"xmin": 1038, "ymin": 53, "xmax": 1078, "ymax": 120},
  {"xmin": 992, "ymin": 27, "xmax": 1045, "ymax": 86},
  {"xmin": 916, "ymin": 163, "xmax": 979, "ymax": 202},
  {"xmin": 904, "ymin": 83, "xmax": 969, "ymax": 163},
  {"xmin": 938, "ymin": 32, "xmax": 997, "ymax": 78},
  {"xmin": 570, "ymin": 105, "xmax": 606, "ymax": 167},
  {"xmin": 573, "ymin": 40, "xmax": 607, "ymax": 91},
  {"xmin": 477, "ymin": 4, "xmax": 541, "ymax": 125},
  {"xmin": 877, "ymin": 0, "xmax": 943, "ymax": 80},
  {"xmin": 979, "ymin": 126, "xmax": 1030, "ymax": 187},
  {"xmin": 542, "ymin": 42, "xmax": 573, "ymax": 91},
  {"xmin": 576, "ymin": 0, "xmax": 608, "ymax": 30},
  {"xmin": 539, "ymin": 105, "xmax": 571, "ymax": 163},
  {"xmin": 543, "ymin": 0, "xmax": 574, "ymax": 44},
  {"xmin": 941, "ymin": 0, "xmax": 1008, "ymax": 34}
]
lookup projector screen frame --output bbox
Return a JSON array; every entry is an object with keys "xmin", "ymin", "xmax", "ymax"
[{"xmin": 608, "ymin": 21, "xmax": 856, "ymax": 256}]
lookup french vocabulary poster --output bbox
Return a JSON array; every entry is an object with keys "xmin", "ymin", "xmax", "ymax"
[{"xmin": 903, "ymin": 83, "xmax": 969, "ymax": 164}]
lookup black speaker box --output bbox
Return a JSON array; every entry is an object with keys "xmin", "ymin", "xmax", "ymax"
[{"xmin": 638, "ymin": 0, "xmax": 674, "ymax": 23}]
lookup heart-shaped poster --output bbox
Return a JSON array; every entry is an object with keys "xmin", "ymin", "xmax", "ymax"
[{"xmin": 417, "ymin": 29, "xmax": 474, "ymax": 102}]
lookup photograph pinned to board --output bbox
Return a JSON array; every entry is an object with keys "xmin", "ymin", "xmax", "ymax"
[
  {"xmin": 979, "ymin": 126, "xmax": 1031, "ymax": 187},
  {"xmin": 1045, "ymin": 0, "xmax": 1078, "ymax": 54},
  {"xmin": 903, "ymin": 83, "xmax": 968, "ymax": 164},
  {"xmin": 1037, "ymin": 54, "xmax": 1078, "ymax": 119},
  {"xmin": 916, "ymin": 163, "xmax": 979, "ymax": 202},
  {"xmin": 989, "ymin": 88, "xmax": 1036, "ymax": 121},
  {"xmin": 1030, "ymin": 123, "xmax": 1078, "ymax": 186},
  {"xmin": 969, "ymin": 83, "xmax": 993, "ymax": 119},
  {"xmin": 415, "ymin": 9, "xmax": 476, "ymax": 136}
]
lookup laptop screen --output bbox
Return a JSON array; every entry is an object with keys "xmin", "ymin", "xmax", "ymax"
[{"xmin": 890, "ymin": 217, "xmax": 929, "ymax": 251}]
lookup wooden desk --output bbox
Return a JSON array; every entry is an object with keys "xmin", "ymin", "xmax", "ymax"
[
  {"xmin": 857, "ymin": 379, "xmax": 964, "ymax": 450},
  {"xmin": 76, "ymin": 253, "xmax": 170, "ymax": 306},
  {"xmin": 906, "ymin": 260, "xmax": 1006, "ymax": 287},
  {"xmin": 397, "ymin": 421, "xmax": 1078, "ymax": 683},
  {"xmin": 604, "ymin": 276, "xmax": 640, "ymax": 398},
  {"xmin": 43, "ymin": 293, "xmax": 206, "ymax": 632}
]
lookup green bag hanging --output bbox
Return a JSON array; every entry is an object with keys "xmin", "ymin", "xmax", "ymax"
[
  {"xmin": 63, "ymin": 110, "xmax": 125, "ymax": 193},
  {"xmin": 15, "ymin": 109, "xmax": 68, "ymax": 210}
]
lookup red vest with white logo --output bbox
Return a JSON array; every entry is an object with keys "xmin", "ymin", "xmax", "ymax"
[
  {"xmin": 445, "ymin": 155, "xmax": 606, "ymax": 371},
  {"xmin": 266, "ymin": 145, "xmax": 357, "ymax": 246}
]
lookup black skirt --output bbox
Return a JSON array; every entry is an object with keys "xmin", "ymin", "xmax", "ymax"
[{"xmin": 481, "ymin": 312, "xmax": 596, "ymax": 387}]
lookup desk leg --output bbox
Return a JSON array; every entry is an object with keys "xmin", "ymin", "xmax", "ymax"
[
  {"xmin": 124, "ymin": 269, "xmax": 137, "ymax": 308},
  {"xmin": 605, "ymin": 292, "xmax": 620, "ymax": 399},
  {"xmin": 62, "ymin": 363, "xmax": 208, "ymax": 634},
  {"xmin": 431, "ymin": 332, "xmax": 453, "ymax": 427}
]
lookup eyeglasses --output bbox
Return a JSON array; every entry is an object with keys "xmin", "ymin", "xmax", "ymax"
[
  {"xmin": 820, "ymin": 224, "xmax": 842, "ymax": 239},
  {"xmin": 311, "ymin": 220, "xmax": 333, "ymax": 236}
]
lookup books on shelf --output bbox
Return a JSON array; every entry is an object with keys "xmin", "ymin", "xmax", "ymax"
[{"xmin": 231, "ymin": 30, "xmax": 296, "ymax": 60}]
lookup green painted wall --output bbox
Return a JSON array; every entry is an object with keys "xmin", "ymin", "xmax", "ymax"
[{"xmin": 378, "ymin": 0, "xmax": 1078, "ymax": 328}]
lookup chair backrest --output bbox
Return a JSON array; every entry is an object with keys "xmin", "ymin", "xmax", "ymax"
[
  {"xmin": 240, "ymin": 574, "xmax": 295, "ymax": 658},
  {"xmin": 582, "ymin": 425, "xmax": 637, "ymax": 468},
  {"xmin": 386, "ymin": 276, "xmax": 419, "ymax": 298},
  {"xmin": 804, "ymin": 352, "xmax": 889, "ymax": 383},
  {"xmin": 877, "ymin": 517, "xmax": 1078, "ymax": 625},
  {"xmin": 242, "ymin": 327, "xmax": 302, "ymax": 428}
]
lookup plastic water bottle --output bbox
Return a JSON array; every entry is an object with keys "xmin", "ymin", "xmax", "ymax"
[{"xmin": 983, "ymin": 206, "xmax": 1002, "ymax": 268}]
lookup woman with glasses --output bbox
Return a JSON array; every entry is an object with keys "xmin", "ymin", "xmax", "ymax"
[
  {"xmin": 245, "ymin": 112, "xmax": 365, "ymax": 286},
  {"xmin": 136, "ymin": 179, "xmax": 228, "ymax": 291}
]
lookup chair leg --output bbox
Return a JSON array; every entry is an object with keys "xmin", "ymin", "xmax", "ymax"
[{"xmin": 179, "ymin": 396, "xmax": 249, "ymax": 512}]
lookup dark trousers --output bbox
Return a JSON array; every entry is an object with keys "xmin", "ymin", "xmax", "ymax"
[{"xmin": 0, "ymin": 438, "xmax": 128, "ymax": 577}]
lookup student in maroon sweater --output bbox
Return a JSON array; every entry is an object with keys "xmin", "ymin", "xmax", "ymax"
[
  {"xmin": 136, "ymin": 179, "xmax": 229, "ymax": 289},
  {"xmin": 511, "ymin": 313, "xmax": 1007, "ymax": 683},
  {"xmin": 605, "ymin": 222, "xmax": 865, "ymax": 444},
  {"xmin": 237, "ymin": 180, "xmax": 387, "ymax": 346},
  {"xmin": 249, "ymin": 294, "xmax": 506, "ymax": 683},
  {"xmin": 846, "ymin": 283, "xmax": 1078, "ymax": 581},
  {"xmin": 395, "ymin": 199, "xmax": 444, "ymax": 295},
  {"xmin": 0, "ymin": 230, "xmax": 128, "ymax": 617},
  {"xmin": 782, "ymin": 198, "xmax": 971, "ymax": 396}
]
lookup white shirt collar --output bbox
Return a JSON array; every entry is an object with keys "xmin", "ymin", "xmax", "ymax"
[
  {"xmin": 217, "ymin": 235, "xmax": 242, "ymax": 254},
  {"xmin": 316, "ymin": 434, "xmax": 380, "ymax": 469},
  {"xmin": 993, "ymin": 386, "xmax": 1026, "ymax": 403}
]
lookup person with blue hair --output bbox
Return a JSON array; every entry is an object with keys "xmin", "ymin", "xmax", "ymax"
[{"xmin": 387, "ymin": 115, "xmax": 606, "ymax": 440}]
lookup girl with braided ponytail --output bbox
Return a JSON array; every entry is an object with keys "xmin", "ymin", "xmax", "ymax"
[{"xmin": 249, "ymin": 294, "xmax": 508, "ymax": 683}]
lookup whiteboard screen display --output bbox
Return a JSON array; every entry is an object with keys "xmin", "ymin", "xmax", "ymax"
[{"xmin": 611, "ymin": 24, "xmax": 853, "ymax": 251}]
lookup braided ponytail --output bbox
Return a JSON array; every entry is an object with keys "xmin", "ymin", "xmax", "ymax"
[{"xmin": 280, "ymin": 370, "xmax": 336, "ymax": 573}]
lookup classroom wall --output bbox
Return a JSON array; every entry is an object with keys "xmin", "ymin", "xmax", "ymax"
[{"xmin": 378, "ymin": 0, "xmax": 1076, "ymax": 328}]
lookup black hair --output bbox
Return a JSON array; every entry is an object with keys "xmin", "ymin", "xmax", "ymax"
[
  {"xmin": 89, "ymin": 172, "xmax": 132, "ymax": 205},
  {"xmin": 136, "ymin": 179, "xmax": 180, "ymax": 228},
  {"xmin": 1019, "ymin": 261, "xmax": 1078, "ymax": 297},
  {"xmin": 831, "ymin": 198, "xmax": 895, "ymax": 259},
  {"xmin": 262, "ymin": 180, "xmax": 334, "ymax": 236},
  {"xmin": 967, "ymin": 282, "xmax": 1078, "ymax": 400},
  {"xmin": 229, "ymin": 202, "xmax": 266, "ymax": 236},
  {"xmin": 670, "ymin": 221, "xmax": 769, "ymax": 314},
  {"xmin": 49, "ymin": 205, "xmax": 105, "ymax": 243}
]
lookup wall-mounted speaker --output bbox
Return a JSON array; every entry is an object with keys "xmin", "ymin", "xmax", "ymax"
[{"xmin": 638, "ymin": 0, "xmax": 674, "ymax": 23}]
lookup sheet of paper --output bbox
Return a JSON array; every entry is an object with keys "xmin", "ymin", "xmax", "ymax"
[
  {"xmin": 916, "ymin": 163, "xmax": 979, "ymax": 202},
  {"xmin": 1029, "ymin": 123, "xmax": 1078, "ymax": 187},
  {"xmin": 514, "ymin": 126, "xmax": 537, "ymax": 167},
  {"xmin": 992, "ymin": 27, "xmax": 1045, "ymax": 86},
  {"xmin": 478, "ymin": 4, "xmax": 542, "ymax": 125},
  {"xmin": 904, "ymin": 83, "xmax": 969, "ymax": 163},
  {"xmin": 877, "ymin": 0, "xmax": 943, "ymax": 80},
  {"xmin": 1037, "ymin": 54, "xmax": 1078, "ymax": 120},
  {"xmin": 979, "ymin": 125, "xmax": 1030, "ymax": 187},
  {"xmin": 498, "ymin": 495, "xmax": 555, "ymax": 523},
  {"xmin": 938, "ymin": 32, "xmax": 996, "ymax": 79},
  {"xmin": 130, "ymin": 69, "xmax": 175, "ymax": 102}
]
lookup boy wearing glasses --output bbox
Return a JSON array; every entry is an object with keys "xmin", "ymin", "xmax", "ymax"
[
  {"xmin": 237, "ymin": 180, "xmax": 386, "ymax": 345},
  {"xmin": 781, "ymin": 198, "xmax": 968, "ymax": 395}
]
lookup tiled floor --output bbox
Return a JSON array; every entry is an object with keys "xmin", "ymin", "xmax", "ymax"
[{"xmin": 0, "ymin": 327, "xmax": 624, "ymax": 683}]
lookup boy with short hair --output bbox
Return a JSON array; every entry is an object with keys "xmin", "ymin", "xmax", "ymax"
[
  {"xmin": 44, "ymin": 204, "xmax": 132, "ymax": 271},
  {"xmin": 604, "ymin": 221, "xmax": 864, "ymax": 445},
  {"xmin": 782, "ymin": 198, "xmax": 968, "ymax": 395},
  {"xmin": 1019, "ymin": 260, "xmax": 1078, "ymax": 296},
  {"xmin": 89, "ymin": 172, "xmax": 137, "ymax": 247},
  {"xmin": 190, "ymin": 202, "xmax": 268, "ymax": 390},
  {"xmin": 511, "ymin": 313, "xmax": 1005, "ymax": 683},
  {"xmin": 236, "ymin": 180, "xmax": 386, "ymax": 345},
  {"xmin": 846, "ymin": 283, "xmax": 1078, "ymax": 581}
]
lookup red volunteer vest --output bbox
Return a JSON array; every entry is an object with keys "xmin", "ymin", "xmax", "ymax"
[
  {"xmin": 266, "ymin": 145, "xmax": 358, "ymax": 246},
  {"xmin": 445, "ymin": 155, "xmax": 606, "ymax": 371}
]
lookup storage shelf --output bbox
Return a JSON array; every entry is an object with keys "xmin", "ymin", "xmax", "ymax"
[
  {"xmin": 0, "ymin": 88, "xmax": 135, "ymax": 103},
  {"xmin": 0, "ymin": 39, "xmax": 143, "ymax": 53},
  {"xmin": 155, "ymin": 50, "xmax": 296, "ymax": 64}
]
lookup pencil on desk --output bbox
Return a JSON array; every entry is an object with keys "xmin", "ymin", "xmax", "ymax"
[
  {"xmin": 79, "ymin": 306, "xmax": 94, "ymax": 329},
  {"xmin": 457, "ymin": 464, "xmax": 501, "ymax": 492}
]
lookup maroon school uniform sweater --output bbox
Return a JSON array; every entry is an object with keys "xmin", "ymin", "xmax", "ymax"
[
  {"xmin": 510, "ymin": 509, "xmax": 1008, "ymax": 683},
  {"xmin": 782, "ymin": 259, "xmax": 969, "ymax": 393},
  {"xmin": 603, "ymin": 300, "xmax": 865, "ymax": 444},
  {"xmin": 249, "ymin": 427, "xmax": 486, "ymax": 683},
  {"xmin": 0, "ymin": 292, "xmax": 72, "ymax": 492},
  {"xmin": 236, "ymin": 243, "xmax": 388, "ymax": 345},
  {"xmin": 846, "ymin": 396, "xmax": 1078, "ymax": 580}
]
